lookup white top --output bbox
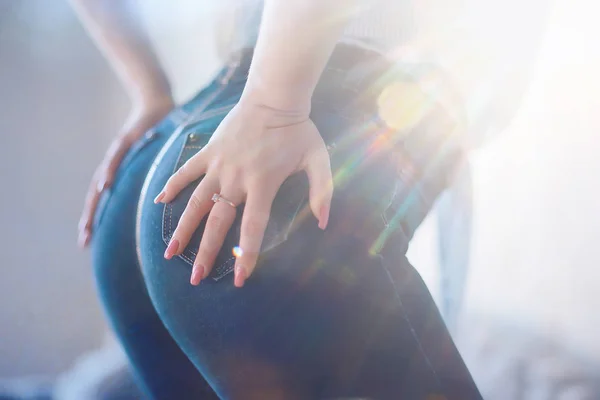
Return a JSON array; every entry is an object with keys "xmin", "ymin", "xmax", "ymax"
[
  {"xmin": 214, "ymin": 0, "xmax": 551, "ymax": 141},
  {"xmin": 217, "ymin": 0, "xmax": 419, "ymax": 55}
]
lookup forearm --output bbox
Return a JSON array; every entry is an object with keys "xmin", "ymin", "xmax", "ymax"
[
  {"xmin": 242, "ymin": 0, "xmax": 360, "ymax": 112},
  {"xmin": 70, "ymin": 0, "xmax": 171, "ymax": 104}
]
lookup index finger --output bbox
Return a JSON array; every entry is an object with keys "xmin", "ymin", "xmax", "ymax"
[
  {"xmin": 156, "ymin": 151, "xmax": 208, "ymax": 204},
  {"xmin": 233, "ymin": 184, "xmax": 278, "ymax": 287}
]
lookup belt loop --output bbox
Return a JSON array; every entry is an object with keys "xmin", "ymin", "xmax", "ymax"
[
  {"xmin": 219, "ymin": 62, "xmax": 237, "ymax": 85},
  {"xmin": 219, "ymin": 48, "xmax": 245, "ymax": 85}
]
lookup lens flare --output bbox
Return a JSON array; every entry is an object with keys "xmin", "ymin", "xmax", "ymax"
[
  {"xmin": 232, "ymin": 246, "xmax": 243, "ymax": 258},
  {"xmin": 377, "ymin": 81, "xmax": 433, "ymax": 131}
]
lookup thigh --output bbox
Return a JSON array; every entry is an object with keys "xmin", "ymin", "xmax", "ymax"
[
  {"xmin": 137, "ymin": 114, "xmax": 480, "ymax": 400},
  {"xmin": 140, "ymin": 177, "xmax": 480, "ymax": 400},
  {"xmin": 137, "ymin": 44, "xmax": 480, "ymax": 399},
  {"xmin": 91, "ymin": 107, "xmax": 218, "ymax": 399},
  {"xmin": 375, "ymin": 250, "xmax": 482, "ymax": 399}
]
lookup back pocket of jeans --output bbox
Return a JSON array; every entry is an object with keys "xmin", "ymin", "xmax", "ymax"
[{"xmin": 162, "ymin": 118, "xmax": 308, "ymax": 281}]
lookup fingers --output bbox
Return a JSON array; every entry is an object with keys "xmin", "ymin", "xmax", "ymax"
[
  {"xmin": 303, "ymin": 145, "xmax": 333, "ymax": 230},
  {"xmin": 78, "ymin": 177, "xmax": 102, "ymax": 248},
  {"xmin": 190, "ymin": 188, "xmax": 241, "ymax": 286},
  {"xmin": 155, "ymin": 152, "xmax": 208, "ymax": 204},
  {"xmin": 233, "ymin": 185, "xmax": 278, "ymax": 288},
  {"xmin": 164, "ymin": 177, "xmax": 220, "ymax": 260},
  {"xmin": 78, "ymin": 138, "xmax": 131, "ymax": 248},
  {"xmin": 99, "ymin": 138, "xmax": 132, "ymax": 190}
]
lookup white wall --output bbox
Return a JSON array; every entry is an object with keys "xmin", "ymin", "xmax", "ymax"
[
  {"xmin": 1, "ymin": 1, "xmax": 118, "ymax": 377},
  {"xmin": 465, "ymin": 0, "xmax": 600, "ymax": 354},
  {"xmin": 0, "ymin": 0, "xmax": 220, "ymax": 378}
]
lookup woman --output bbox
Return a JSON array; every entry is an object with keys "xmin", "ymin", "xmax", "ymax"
[{"xmin": 73, "ymin": 0, "xmax": 482, "ymax": 398}]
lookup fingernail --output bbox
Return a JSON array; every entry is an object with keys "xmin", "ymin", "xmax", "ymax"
[
  {"xmin": 164, "ymin": 239, "xmax": 179, "ymax": 259},
  {"xmin": 318, "ymin": 204, "xmax": 330, "ymax": 230},
  {"xmin": 154, "ymin": 191, "xmax": 166, "ymax": 204},
  {"xmin": 97, "ymin": 180, "xmax": 107, "ymax": 193},
  {"xmin": 78, "ymin": 231, "xmax": 90, "ymax": 248},
  {"xmin": 190, "ymin": 265, "xmax": 205, "ymax": 285},
  {"xmin": 234, "ymin": 264, "xmax": 246, "ymax": 288}
]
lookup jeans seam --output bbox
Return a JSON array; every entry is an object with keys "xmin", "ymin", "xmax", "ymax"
[
  {"xmin": 213, "ymin": 257, "xmax": 235, "ymax": 280},
  {"xmin": 184, "ymin": 103, "xmax": 236, "ymax": 127},
  {"xmin": 177, "ymin": 251, "xmax": 195, "ymax": 265},
  {"xmin": 378, "ymin": 255, "xmax": 442, "ymax": 386}
]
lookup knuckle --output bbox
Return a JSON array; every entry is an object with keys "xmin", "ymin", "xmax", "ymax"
[
  {"xmin": 189, "ymin": 194, "xmax": 203, "ymax": 210},
  {"xmin": 226, "ymin": 169, "xmax": 242, "ymax": 184},
  {"xmin": 176, "ymin": 163, "xmax": 188, "ymax": 177},
  {"xmin": 210, "ymin": 154, "xmax": 225, "ymax": 170}
]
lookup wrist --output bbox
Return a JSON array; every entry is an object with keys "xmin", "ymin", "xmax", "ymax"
[
  {"xmin": 236, "ymin": 89, "xmax": 311, "ymax": 129},
  {"xmin": 128, "ymin": 74, "xmax": 173, "ymax": 108},
  {"xmin": 241, "ymin": 76, "xmax": 312, "ymax": 118},
  {"xmin": 132, "ymin": 87, "xmax": 174, "ymax": 112},
  {"xmin": 120, "ymin": 93, "xmax": 175, "ymax": 140}
]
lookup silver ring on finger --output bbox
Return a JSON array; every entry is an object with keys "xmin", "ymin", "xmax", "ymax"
[{"xmin": 211, "ymin": 193, "xmax": 237, "ymax": 209}]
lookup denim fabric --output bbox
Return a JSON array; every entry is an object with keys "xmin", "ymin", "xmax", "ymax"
[
  {"xmin": 91, "ymin": 78, "xmax": 228, "ymax": 399},
  {"xmin": 93, "ymin": 43, "xmax": 481, "ymax": 399}
]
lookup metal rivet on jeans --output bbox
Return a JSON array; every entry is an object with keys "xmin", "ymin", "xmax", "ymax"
[{"xmin": 145, "ymin": 130, "xmax": 158, "ymax": 139}]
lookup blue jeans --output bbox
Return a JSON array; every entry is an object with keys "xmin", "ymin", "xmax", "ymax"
[{"xmin": 92, "ymin": 44, "xmax": 481, "ymax": 399}]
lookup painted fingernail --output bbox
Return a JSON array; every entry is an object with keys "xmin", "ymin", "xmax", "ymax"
[
  {"xmin": 318, "ymin": 204, "xmax": 330, "ymax": 230},
  {"xmin": 78, "ymin": 231, "xmax": 90, "ymax": 248},
  {"xmin": 154, "ymin": 191, "xmax": 166, "ymax": 204},
  {"xmin": 164, "ymin": 239, "xmax": 179, "ymax": 259},
  {"xmin": 234, "ymin": 264, "xmax": 247, "ymax": 288},
  {"xmin": 190, "ymin": 265, "xmax": 205, "ymax": 285}
]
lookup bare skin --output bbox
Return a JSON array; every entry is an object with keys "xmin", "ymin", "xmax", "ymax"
[
  {"xmin": 73, "ymin": 0, "xmax": 360, "ymax": 287},
  {"xmin": 71, "ymin": 0, "xmax": 174, "ymax": 247},
  {"xmin": 155, "ymin": 0, "xmax": 360, "ymax": 287},
  {"xmin": 73, "ymin": 0, "xmax": 551, "ymax": 289}
]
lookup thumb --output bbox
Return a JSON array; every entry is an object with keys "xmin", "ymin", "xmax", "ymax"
[{"xmin": 303, "ymin": 145, "xmax": 333, "ymax": 230}]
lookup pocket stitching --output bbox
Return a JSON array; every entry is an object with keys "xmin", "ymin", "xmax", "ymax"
[
  {"xmin": 163, "ymin": 146, "xmax": 309, "ymax": 273},
  {"xmin": 162, "ymin": 103, "xmax": 324, "ymax": 273}
]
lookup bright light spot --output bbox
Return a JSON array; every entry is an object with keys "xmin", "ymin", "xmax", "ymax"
[
  {"xmin": 377, "ymin": 81, "xmax": 431, "ymax": 131},
  {"xmin": 232, "ymin": 246, "xmax": 243, "ymax": 258}
]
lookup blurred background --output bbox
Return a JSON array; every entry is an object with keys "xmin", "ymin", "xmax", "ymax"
[{"xmin": 1, "ymin": 0, "xmax": 600, "ymax": 398}]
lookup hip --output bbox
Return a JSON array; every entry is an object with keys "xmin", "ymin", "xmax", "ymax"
[{"xmin": 138, "ymin": 42, "xmax": 467, "ymax": 267}]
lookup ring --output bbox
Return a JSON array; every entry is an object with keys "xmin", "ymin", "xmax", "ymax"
[{"xmin": 211, "ymin": 193, "xmax": 236, "ymax": 208}]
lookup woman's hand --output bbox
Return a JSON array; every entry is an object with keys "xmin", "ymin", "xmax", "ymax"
[
  {"xmin": 155, "ymin": 98, "xmax": 333, "ymax": 287},
  {"xmin": 78, "ymin": 96, "xmax": 174, "ymax": 248}
]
